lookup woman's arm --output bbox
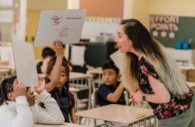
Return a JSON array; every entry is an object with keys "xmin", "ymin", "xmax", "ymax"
[
  {"xmin": 131, "ymin": 75, "xmax": 170, "ymax": 104},
  {"xmin": 146, "ymin": 75, "xmax": 170, "ymax": 103}
]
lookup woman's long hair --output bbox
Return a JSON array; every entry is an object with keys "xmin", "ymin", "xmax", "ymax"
[
  {"xmin": 121, "ymin": 19, "xmax": 189, "ymax": 95},
  {"xmin": 46, "ymin": 56, "xmax": 75, "ymax": 107},
  {"xmin": 0, "ymin": 75, "xmax": 17, "ymax": 105}
]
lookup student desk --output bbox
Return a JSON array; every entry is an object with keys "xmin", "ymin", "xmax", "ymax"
[
  {"xmin": 34, "ymin": 123, "xmax": 87, "ymax": 127},
  {"xmin": 69, "ymin": 72, "xmax": 92, "ymax": 109},
  {"xmin": 76, "ymin": 104, "xmax": 155, "ymax": 127}
]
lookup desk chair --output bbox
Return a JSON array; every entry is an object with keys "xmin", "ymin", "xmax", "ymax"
[{"xmin": 69, "ymin": 75, "xmax": 92, "ymax": 110}]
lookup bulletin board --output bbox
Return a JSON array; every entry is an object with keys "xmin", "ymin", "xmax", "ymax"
[{"xmin": 150, "ymin": 15, "xmax": 195, "ymax": 49}]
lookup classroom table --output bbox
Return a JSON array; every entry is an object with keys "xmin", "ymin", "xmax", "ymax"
[
  {"xmin": 34, "ymin": 123, "xmax": 87, "ymax": 127},
  {"xmin": 76, "ymin": 104, "xmax": 155, "ymax": 127}
]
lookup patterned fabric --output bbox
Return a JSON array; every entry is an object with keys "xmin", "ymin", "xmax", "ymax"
[{"xmin": 138, "ymin": 57, "xmax": 194, "ymax": 119}]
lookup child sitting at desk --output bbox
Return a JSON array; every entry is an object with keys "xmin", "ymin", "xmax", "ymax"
[
  {"xmin": 36, "ymin": 47, "xmax": 56, "ymax": 74},
  {"xmin": 0, "ymin": 75, "xmax": 64, "ymax": 127},
  {"xmin": 98, "ymin": 60, "xmax": 126, "ymax": 106},
  {"xmin": 45, "ymin": 41, "xmax": 77, "ymax": 123}
]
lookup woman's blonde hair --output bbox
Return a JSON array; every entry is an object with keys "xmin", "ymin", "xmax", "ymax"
[{"xmin": 120, "ymin": 19, "xmax": 190, "ymax": 95}]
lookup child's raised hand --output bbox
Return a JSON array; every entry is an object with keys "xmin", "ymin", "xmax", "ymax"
[
  {"xmin": 34, "ymin": 77, "xmax": 45, "ymax": 94},
  {"xmin": 52, "ymin": 41, "xmax": 64, "ymax": 57},
  {"xmin": 13, "ymin": 80, "xmax": 27, "ymax": 97}
]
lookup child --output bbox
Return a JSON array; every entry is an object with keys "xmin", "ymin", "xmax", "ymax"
[
  {"xmin": 36, "ymin": 47, "xmax": 56, "ymax": 74},
  {"xmin": 45, "ymin": 42, "xmax": 77, "ymax": 123},
  {"xmin": 0, "ymin": 75, "xmax": 64, "ymax": 127},
  {"xmin": 98, "ymin": 60, "xmax": 126, "ymax": 106}
]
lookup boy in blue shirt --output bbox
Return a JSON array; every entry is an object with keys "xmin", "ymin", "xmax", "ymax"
[{"xmin": 98, "ymin": 60, "xmax": 126, "ymax": 106}]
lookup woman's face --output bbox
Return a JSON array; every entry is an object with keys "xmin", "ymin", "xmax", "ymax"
[{"xmin": 115, "ymin": 25, "xmax": 134, "ymax": 53}]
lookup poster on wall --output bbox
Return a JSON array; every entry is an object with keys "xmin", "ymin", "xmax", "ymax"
[
  {"xmin": 34, "ymin": 9, "xmax": 86, "ymax": 46},
  {"xmin": 150, "ymin": 15, "xmax": 195, "ymax": 49}
]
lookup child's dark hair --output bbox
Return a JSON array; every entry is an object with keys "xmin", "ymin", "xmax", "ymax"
[
  {"xmin": 42, "ymin": 47, "xmax": 56, "ymax": 59},
  {"xmin": 46, "ymin": 56, "xmax": 75, "ymax": 107},
  {"xmin": 0, "ymin": 75, "xmax": 17, "ymax": 105},
  {"xmin": 102, "ymin": 60, "xmax": 119, "ymax": 74}
]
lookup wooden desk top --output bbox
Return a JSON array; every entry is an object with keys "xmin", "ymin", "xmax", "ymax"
[
  {"xmin": 76, "ymin": 104, "xmax": 154, "ymax": 124},
  {"xmin": 34, "ymin": 123, "xmax": 87, "ymax": 127},
  {"xmin": 70, "ymin": 72, "xmax": 90, "ymax": 80}
]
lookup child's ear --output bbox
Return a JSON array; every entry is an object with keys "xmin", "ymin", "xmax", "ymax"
[{"xmin": 7, "ymin": 92, "xmax": 15, "ymax": 101}]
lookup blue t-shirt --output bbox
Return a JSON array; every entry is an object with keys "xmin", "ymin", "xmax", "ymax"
[{"xmin": 98, "ymin": 81, "xmax": 126, "ymax": 106}]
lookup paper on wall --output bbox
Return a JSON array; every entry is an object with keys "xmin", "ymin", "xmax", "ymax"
[
  {"xmin": 12, "ymin": 40, "xmax": 38, "ymax": 87},
  {"xmin": 34, "ymin": 9, "xmax": 86, "ymax": 46}
]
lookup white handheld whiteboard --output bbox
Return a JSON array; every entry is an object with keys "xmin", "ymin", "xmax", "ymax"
[
  {"xmin": 34, "ymin": 9, "xmax": 86, "ymax": 46},
  {"xmin": 12, "ymin": 40, "xmax": 38, "ymax": 87}
]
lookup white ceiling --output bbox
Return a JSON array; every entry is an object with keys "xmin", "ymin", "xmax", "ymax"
[{"xmin": 27, "ymin": 0, "xmax": 67, "ymax": 10}]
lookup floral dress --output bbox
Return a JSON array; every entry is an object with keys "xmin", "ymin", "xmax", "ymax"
[{"xmin": 138, "ymin": 57, "xmax": 194, "ymax": 119}]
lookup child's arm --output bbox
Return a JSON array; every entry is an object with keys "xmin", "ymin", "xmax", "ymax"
[
  {"xmin": 106, "ymin": 83, "xmax": 125, "ymax": 103},
  {"xmin": 70, "ymin": 107, "xmax": 78, "ymax": 123},
  {"xmin": 8, "ymin": 81, "xmax": 33, "ymax": 127},
  {"xmin": 32, "ymin": 79, "xmax": 65, "ymax": 124},
  {"xmin": 32, "ymin": 90, "xmax": 65, "ymax": 124},
  {"xmin": 45, "ymin": 41, "xmax": 64, "ymax": 92}
]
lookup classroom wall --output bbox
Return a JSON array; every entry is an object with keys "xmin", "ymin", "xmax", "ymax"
[
  {"xmin": 149, "ymin": 0, "xmax": 195, "ymax": 16},
  {"xmin": 127, "ymin": 0, "xmax": 195, "ymax": 28},
  {"xmin": 130, "ymin": 0, "xmax": 149, "ymax": 28},
  {"xmin": 80, "ymin": 0, "xmax": 124, "ymax": 19}
]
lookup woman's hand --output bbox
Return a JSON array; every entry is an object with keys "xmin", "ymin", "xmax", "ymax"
[
  {"xmin": 34, "ymin": 77, "xmax": 45, "ymax": 94},
  {"xmin": 131, "ymin": 89, "xmax": 144, "ymax": 104},
  {"xmin": 52, "ymin": 41, "xmax": 64, "ymax": 57}
]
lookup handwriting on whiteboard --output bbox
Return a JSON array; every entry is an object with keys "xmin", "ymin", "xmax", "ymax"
[{"xmin": 50, "ymin": 15, "xmax": 82, "ymax": 38}]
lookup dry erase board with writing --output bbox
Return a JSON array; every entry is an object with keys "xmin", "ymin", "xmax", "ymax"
[{"xmin": 150, "ymin": 15, "xmax": 195, "ymax": 49}]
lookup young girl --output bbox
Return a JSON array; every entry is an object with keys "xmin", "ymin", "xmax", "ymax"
[
  {"xmin": 0, "ymin": 75, "xmax": 64, "ymax": 127},
  {"xmin": 115, "ymin": 19, "xmax": 195, "ymax": 127},
  {"xmin": 45, "ymin": 42, "xmax": 77, "ymax": 123}
]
